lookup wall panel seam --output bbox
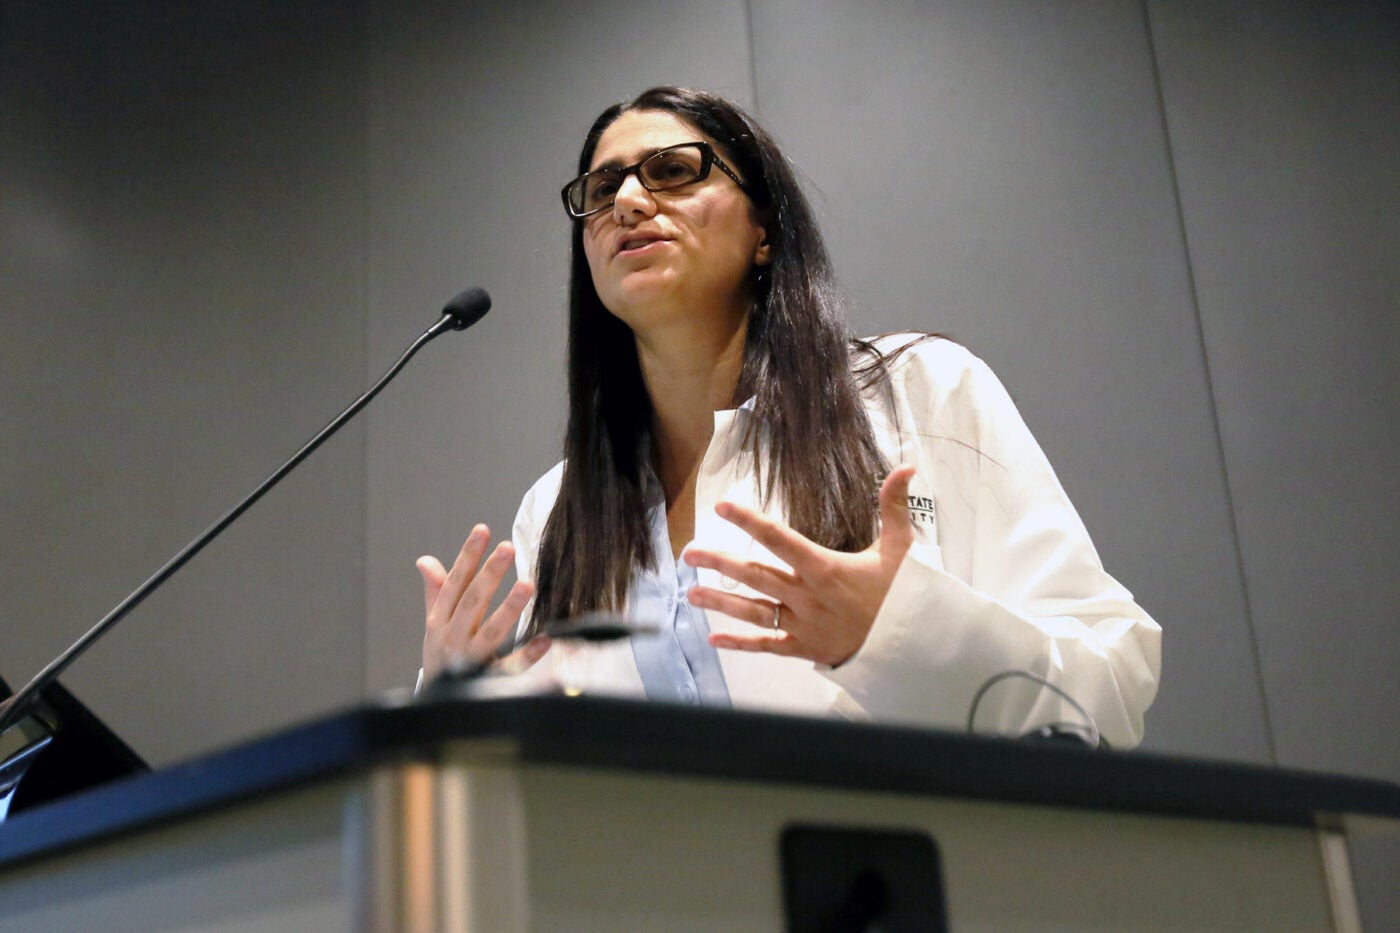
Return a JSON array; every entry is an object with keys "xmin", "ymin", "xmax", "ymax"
[
  {"xmin": 744, "ymin": 0, "xmax": 759, "ymax": 111},
  {"xmin": 1141, "ymin": 0, "xmax": 1278, "ymax": 764},
  {"xmin": 357, "ymin": 0, "xmax": 373, "ymax": 697}
]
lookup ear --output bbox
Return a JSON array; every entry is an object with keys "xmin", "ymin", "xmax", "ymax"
[{"xmin": 752, "ymin": 212, "xmax": 772, "ymax": 267}]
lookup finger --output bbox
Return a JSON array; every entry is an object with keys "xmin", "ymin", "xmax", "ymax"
[
  {"xmin": 439, "ymin": 525, "xmax": 491, "ymax": 610},
  {"xmin": 500, "ymin": 635, "xmax": 552, "ymax": 674},
  {"xmin": 416, "ymin": 555, "xmax": 447, "ymax": 616},
  {"xmin": 708, "ymin": 631, "xmax": 800, "ymax": 657},
  {"xmin": 520, "ymin": 635, "xmax": 552, "ymax": 665},
  {"xmin": 878, "ymin": 465, "xmax": 917, "ymax": 549},
  {"xmin": 687, "ymin": 586, "xmax": 781, "ymax": 629},
  {"xmin": 449, "ymin": 540, "xmax": 516, "ymax": 634},
  {"xmin": 682, "ymin": 549, "xmax": 801, "ymax": 605},
  {"xmin": 712, "ymin": 501, "xmax": 824, "ymax": 577},
  {"xmin": 472, "ymin": 579, "xmax": 535, "ymax": 655}
]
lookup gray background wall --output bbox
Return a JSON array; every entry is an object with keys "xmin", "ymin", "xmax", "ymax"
[{"xmin": 3, "ymin": 0, "xmax": 1396, "ymax": 925}]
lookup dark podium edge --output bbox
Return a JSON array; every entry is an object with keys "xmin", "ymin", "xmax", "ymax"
[{"xmin": 1, "ymin": 693, "xmax": 1398, "ymax": 871}]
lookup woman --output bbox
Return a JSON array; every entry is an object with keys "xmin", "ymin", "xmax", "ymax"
[{"xmin": 418, "ymin": 87, "xmax": 1161, "ymax": 747}]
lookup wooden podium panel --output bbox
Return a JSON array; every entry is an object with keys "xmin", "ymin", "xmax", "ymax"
[{"xmin": 0, "ymin": 695, "xmax": 1395, "ymax": 931}]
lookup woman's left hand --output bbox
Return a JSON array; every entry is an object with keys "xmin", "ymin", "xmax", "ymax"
[{"xmin": 683, "ymin": 466, "xmax": 917, "ymax": 667}]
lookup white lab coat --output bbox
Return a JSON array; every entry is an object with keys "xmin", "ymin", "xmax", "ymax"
[{"xmin": 511, "ymin": 336, "xmax": 1161, "ymax": 748}]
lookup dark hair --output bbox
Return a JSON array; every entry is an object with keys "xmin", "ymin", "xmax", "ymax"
[{"xmin": 528, "ymin": 86, "xmax": 889, "ymax": 632}]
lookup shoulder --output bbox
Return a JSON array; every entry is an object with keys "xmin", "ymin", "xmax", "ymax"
[
  {"xmin": 856, "ymin": 332, "xmax": 997, "ymax": 402},
  {"xmin": 513, "ymin": 460, "xmax": 566, "ymax": 537},
  {"xmin": 855, "ymin": 334, "xmax": 1032, "ymax": 460}
]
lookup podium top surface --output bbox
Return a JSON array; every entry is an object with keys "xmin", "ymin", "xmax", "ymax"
[{"xmin": 3, "ymin": 692, "xmax": 1399, "ymax": 868}]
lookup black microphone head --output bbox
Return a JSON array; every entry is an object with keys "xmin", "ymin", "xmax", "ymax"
[
  {"xmin": 539, "ymin": 612, "xmax": 659, "ymax": 643},
  {"xmin": 443, "ymin": 286, "xmax": 491, "ymax": 330}
]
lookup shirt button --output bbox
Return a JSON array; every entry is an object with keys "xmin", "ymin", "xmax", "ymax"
[{"xmin": 720, "ymin": 575, "xmax": 738, "ymax": 590}]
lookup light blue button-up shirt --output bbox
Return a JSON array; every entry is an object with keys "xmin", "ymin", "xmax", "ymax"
[{"xmin": 628, "ymin": 472, "xmax": 733, "ymax": 708}]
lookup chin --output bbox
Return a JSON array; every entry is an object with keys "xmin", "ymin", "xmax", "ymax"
[{"xmin": 602, "ymin": 281, "xmax": 679, "ymax": 323}]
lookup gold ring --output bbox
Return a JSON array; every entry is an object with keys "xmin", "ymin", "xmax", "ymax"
[{"xmin": 772, "ymin": 603, "xmax": 782, "ymax": 630}]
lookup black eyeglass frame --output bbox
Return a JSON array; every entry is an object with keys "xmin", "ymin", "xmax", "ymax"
[{"xmin": 560, "ymin": 141, "xmax": 748, "ymax": 219}]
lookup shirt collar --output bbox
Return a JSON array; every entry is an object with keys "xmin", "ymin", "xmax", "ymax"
[{"xmin": 640, "ymin": 396, "xmax": 760, "ymax": 505}]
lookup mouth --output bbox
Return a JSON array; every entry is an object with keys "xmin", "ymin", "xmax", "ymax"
[{"xmin": 615, "ymin": 235, "xmax": 670, "ymax": 257}]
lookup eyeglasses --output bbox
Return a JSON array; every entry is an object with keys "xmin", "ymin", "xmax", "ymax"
[{"xmin": 561, "ymin": 141, "xmax": 746, "ymax": 219}]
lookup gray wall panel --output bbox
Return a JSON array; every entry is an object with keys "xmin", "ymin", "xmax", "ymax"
[
  {"xmin": 1149, "ymin": 2, "xmax": 1400, "ymax": 924},
  {"xmin": 361, "ymin": 0, "xmax": 755, "ymax": 693},
  {"xmin": 1151, "ymin": 0, "xmax": 1400, "ymax": 777},
  {"xmin": 0, "ymin": 2, "xmax": 368, "ymax": 765},
  {"xmin": 749, "ymin": 0, "xmax": 1270, "ymax": 761}
]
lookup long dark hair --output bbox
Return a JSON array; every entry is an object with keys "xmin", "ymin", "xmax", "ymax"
[{"xmin": 528, "ymin": 86, "xmax": 888, "ymax": 632}]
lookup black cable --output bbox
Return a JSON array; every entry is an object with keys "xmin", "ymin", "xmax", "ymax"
[{"xmin": 965, "ymin": 669, "xmax": 1102, "ymax": 749}]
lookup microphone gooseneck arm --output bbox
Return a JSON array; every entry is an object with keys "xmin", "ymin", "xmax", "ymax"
[{"xmin": 0, "ymin": 287, "xmax": 492, "ymax": 735}]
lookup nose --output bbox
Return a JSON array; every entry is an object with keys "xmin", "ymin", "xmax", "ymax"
[{"xmin": 611, "ymin": 172, "xmax": 656, "ymax": 222}]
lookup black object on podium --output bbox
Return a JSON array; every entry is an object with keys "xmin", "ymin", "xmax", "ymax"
[
  {"xmin": 0, "ymin": 673, "xmax": 146, "ymax": 818},
  {"xmin": 782, "ymin": 824, "xmax": 947, "ymax": 932}
]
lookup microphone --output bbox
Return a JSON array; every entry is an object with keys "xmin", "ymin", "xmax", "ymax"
[
  {"xmin": 442, "ymin": 285, "xmax": 491, "ymax": 330},
  {"xmin": 424, "ymin": 613, "xmax": 660, "ymax": 693},
  {"xmin": 0, "ymin": 288, "xmax": 491, "ymax": 737}
]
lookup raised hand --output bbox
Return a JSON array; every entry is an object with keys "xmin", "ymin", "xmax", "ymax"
[
  {"xmin": 418, "ymin": 524, "xmax": 546, "ymax": 681},
  {"xmin": 683, "ymin": 466, "xmax": 917, "ymax": 667}
]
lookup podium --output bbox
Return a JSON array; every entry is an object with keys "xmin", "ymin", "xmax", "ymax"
[{"xmin": 0, "ymin": 694, "xmax": 1396, "ymax": 930}]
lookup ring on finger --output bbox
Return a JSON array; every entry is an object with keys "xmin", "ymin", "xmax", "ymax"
[{"xmin": 771, "ymin": 603, "xmax": 783, "ymax": 630}]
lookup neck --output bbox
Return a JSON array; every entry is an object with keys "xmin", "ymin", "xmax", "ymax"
[{"xmin": 633, "ymin": 310, "xmax": 748, "ymax": 500}]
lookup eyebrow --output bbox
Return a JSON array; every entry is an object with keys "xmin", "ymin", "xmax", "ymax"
[{"xmin": 588, "ymin": 143, "xmax": 689, "ymax": 174}]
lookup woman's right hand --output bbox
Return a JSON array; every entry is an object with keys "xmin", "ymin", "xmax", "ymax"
[{"xmin": 417, "ymin": 524, "xmax": 547, "ymax": 682}]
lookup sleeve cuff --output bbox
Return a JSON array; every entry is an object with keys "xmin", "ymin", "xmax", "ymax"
[{"xmin": 821, "ymin": 543, "xmax": 1152, "ymax": 746}]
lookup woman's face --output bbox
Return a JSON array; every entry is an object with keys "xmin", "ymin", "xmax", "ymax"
[{"xmin": 580, "ymin": 109, "xmax": 770, "ymax": 337}]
